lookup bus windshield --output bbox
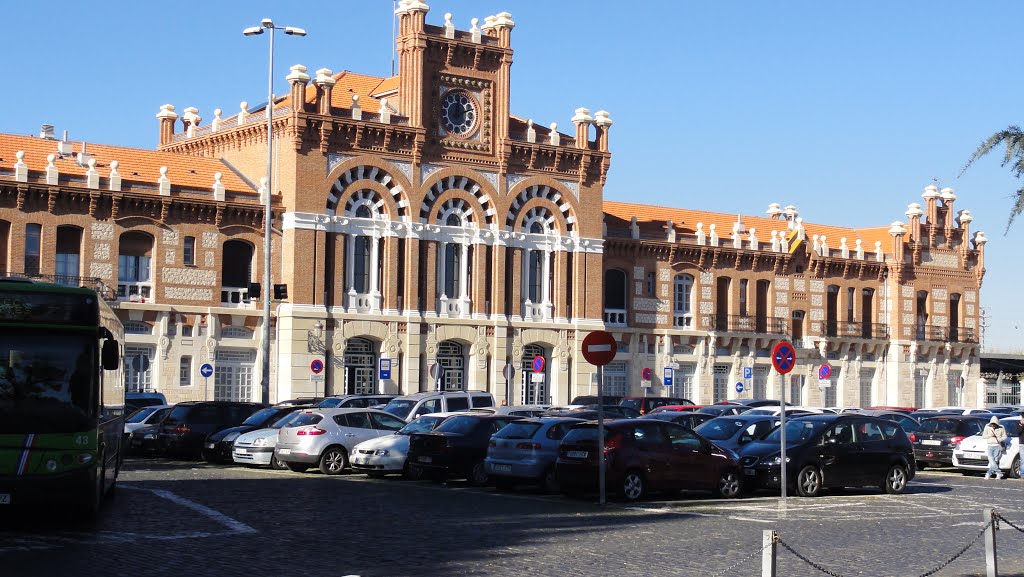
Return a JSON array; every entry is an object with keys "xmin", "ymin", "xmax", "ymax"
[{"xmin": 0, "ymin": 331, "xmax": 96, "ymax": 433}]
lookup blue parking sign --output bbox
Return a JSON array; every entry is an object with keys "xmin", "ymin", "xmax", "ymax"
[
  {"xmin": 663, "ymin": 367, "xmax": 673, "ymax": 387},
  {"xmin": 379, "ymin": 358, "xmax": 392, "ymax": 380},
  {"xmin": 743, "ymin": 367, "xmax": 752, "ymax": 380}
]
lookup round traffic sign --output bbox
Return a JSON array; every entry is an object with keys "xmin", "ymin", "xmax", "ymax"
[
  {"xmin": 818, "ymin": 363, "xmax": 832, "ymax": 380},
  {"xmin": 735, "ymin": 382, "xmax": 744, "ymax": 393},
  {"xmin": 581, "ymin": 330, "xmax": 617, "ymax": 366},
  {"xmin": 532, "ymin": 356, "xmax": 545, "ymax": 373},
  {"xmin": 428, "ymin": 362, "xmax": 442, "ymax": 380},
  {"xmin": 502, "ymin": 363, "xmax": 515, "ymax": 381},
  {"xmin": 310, "ymin": 359, "xmax": 325, "ymax": 374},
  {"xmin": 200, "ymin": 363, "xmax": 214, "ymax": 378},
  {"xmin": 130, "ymin": 355, "xmax": 150, "ymax": 373},
  {"xmin": 642, "ymin": 367, "xmax": 653, "ymax": 381},
  {"xmin": 771, "ymin": 341, "xmax": 796, "ymax": 375}
]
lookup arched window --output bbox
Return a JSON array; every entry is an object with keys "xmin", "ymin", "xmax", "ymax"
[
  {"xmin": 529, "ymin": 221, "xmax": 543, "ymax": 234},
  {"xmin": 673, "ymin": 274, "xmax": 694, "ymax": 328},
  {"xmin": 527, "ymin": 250, "xmax": 544, "ymax": 302},
  {"xmin": 124, "ymin": 321, "xmax": 152, "ymax": 335},
  {"xmin": 446, "ymin": 213, "xmax": 462, "ymax": 227},
  {"xmin": 355, "ymin": 205, "xmax": 372, "ymax": 219},
  {"xmin": 444, "ymin": 242, "xmax": 461, "ymax": 297},
  {"xmin": 118, "ymin": 231, "xmax": 153, "ymax": 301}
]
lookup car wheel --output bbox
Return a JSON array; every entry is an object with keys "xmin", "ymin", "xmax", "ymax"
[
  {"xmin": 270, "ymin": 454, "xmax": 288, "ymax": 470},
  {"xmin": 285, "ymin": 462, "xmax": 309, "ymax": 473},
  {"xmin": 714, "ymin": 469, "xmax": 742, "ymax": 499},
  {"xmin": 883, "ymin": 465, "xmax": 908, "ymax": 495},
  {"xmin": 1011, "ymin": 456, "xmax": 1021, "ymax": 480},
  {"xmin": 620, "ymin": 470, "xmax": 646, "ymax": 502},
  {"xmin": 468, "ymin": 461, "xmax": 489, "ymax": 486},
  {"xmin": 795, "ymin": 466, "xmax": 821, "ymax": 497},
  {"xmin": 540, "ymin": 467, "xmax": 559, "ymax": 493},
  {"xmin": 319, "ymin": 446, "xmax": 348, "ymax": 475}
]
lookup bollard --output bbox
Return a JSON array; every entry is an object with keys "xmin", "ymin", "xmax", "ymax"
[
  {"xmin": 762, "ymin": 529, "xmax": 777, "ymax": 577},
  {"xmin": 984, "ymin": 508, "xmax": 998, "ymax": 577}
]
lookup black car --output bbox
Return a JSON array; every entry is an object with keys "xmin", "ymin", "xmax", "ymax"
[
  {"xmin": 694, "ymin": 415, "xmax": 781, "ymax": 452},
  {"xmin": 202, "ymin": 405, "xmax": 309, "ymax": 463},
  {"xmin": 854, "ymin": 410, "xmax": 923, "ymax": 436},
  {"xmin": 570, "ymin": 395, "xmax": 623, "ymax": 406},
  {"xmin": 738, "ymin": 414, "xmax": 916, "ymax": 497},
  {"xmin": 407, "ymin": 414, "xmax": 519, "ymax": 485},
  {"xmin": 542, "ymin": 406, "xmax": 641, "ymax": 420},
  {"xmin": 158, "ymin": 401, "xmax": 266, "ymax": 458},
  {"xmin": 718, "ymin": 400, "xmax": 792, "ymax": 408},
  {"xmin": 639, "ymin": 411, "xmax": 715, "ymax": 430},
  {"xmin": 128, "ymin": 423, "xmax": 164, "ymax": 455},
  {"xmin": 912, "ymin": 415, "xmax": 988, "ymax": 469}
]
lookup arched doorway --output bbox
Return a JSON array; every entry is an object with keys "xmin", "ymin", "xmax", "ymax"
[
  {"xmin": 344, "ymin": 338, "xmax": 378, "ymax": 394},
  {"xmin": 521, "ymin": 344, "xmax": 549, "ymax": 405},
  {"xmin": 437, "ymin": 340, "xmax": 466, "ymax": 390}
]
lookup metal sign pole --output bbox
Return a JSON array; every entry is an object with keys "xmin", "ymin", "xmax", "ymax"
[
  {"xmin": 597, "ymin": 363, "xmax": 606, "ymax": 506},
  {"xmin": 780, "ymin": 373, "xmax": 788, "ymax": 501}
]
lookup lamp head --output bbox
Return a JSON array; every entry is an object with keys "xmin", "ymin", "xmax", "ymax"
[
  {"xmin": 261, "ymin": 18, "xmax": 274, "ymax": 28},
  {"xmin": 242, "ymin": 26, "xmax": 264, "ymax": 36},
  {"xmin": 284, "ymin": 26, "xmax": 307, "ymax": 36}
]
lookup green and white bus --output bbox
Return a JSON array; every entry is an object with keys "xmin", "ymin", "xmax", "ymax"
[{"xmin": 0, "ymin": 277, "xmax": 124, "ymax": 516}]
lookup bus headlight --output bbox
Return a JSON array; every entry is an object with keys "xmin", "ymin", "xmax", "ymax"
[
  {"xmin": 77, "ymin": 453, "xmax": 93, "ymax": 465},
  {"xmin": 46, "ymin": 459, "xmax": 58, "ymax": 472}
]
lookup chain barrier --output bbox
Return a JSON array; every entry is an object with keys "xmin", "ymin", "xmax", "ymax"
[
  {"xmin": 777, "ymin": 519, "xmax": 993, "ymax": 577},
  {"xmin": 996, "ymin": 512, "xmax": 1024, "ymax": 534},
  {"xmin": 707, "ymin": 540, "xmax": 773, "ymax": 577}
]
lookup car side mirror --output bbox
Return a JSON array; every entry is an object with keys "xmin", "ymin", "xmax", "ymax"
[
  {"xmin": 102, "ymin": 339, "xmax": 120, "ymax": 371},
  {"xmin": 738, "ymin": 435, "xmax": 751, "ymax": 445}
]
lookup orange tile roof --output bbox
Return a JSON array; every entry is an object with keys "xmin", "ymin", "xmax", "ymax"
[
  {"xmin": 603, "ymin": 200, "xmax": 894, "ymax": 254},
  {"xmin": 371, "ymin": 76, "xmax": 400, "ymax": 96},
  {"xmin": 0, "ymin": 133, "xmax": 254, "ymax": 194}
]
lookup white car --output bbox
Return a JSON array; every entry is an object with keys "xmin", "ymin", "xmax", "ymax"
[
  {"xmin": 232, "ymin": 409, "xmax": 307, "ymax": 469},
  {"xmin": 124, "ymin": 405, "xmax": 172, "ymax": 439},
  {"xmin": 952, "ymin": 417, "xmax": 1021, "ymax": 478},
  {"xmin": 350, "ymin": 412, "xmax": 466, "ymax": 477}
]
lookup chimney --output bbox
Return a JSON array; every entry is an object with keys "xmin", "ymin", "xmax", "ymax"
[
  {"xmin": 182, "ymin": 107, "xmax": 201, "ymax": 138},
  {"xmin": 571, "ymin": 108, "xmax": 592, "ymax": 149},
  {"xmin": 593, "ymin": 111, "xmax": 612, "ymax": 152},
  {"xmin": 286, "ymin": 64, "xmax": 311, "ymax": 111},
  {"xmin": 314, "ymin": 68, "xmax": 336, "ymax": 116},
  {"xmin": 491, "ymin": 11, "xmax": 515, "ymax": 48},
  {"xmin": 39, "ymin": 124, "xmax": 55, "ymax": 139},
  {"xmin": 156, "ymin": 104, "xmax": 179, "ymax": 145}
]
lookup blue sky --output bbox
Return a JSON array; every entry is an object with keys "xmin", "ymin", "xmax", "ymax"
[{"xmin": 6, "ymin": 1, "xmax": 1023, "ymax": 350}]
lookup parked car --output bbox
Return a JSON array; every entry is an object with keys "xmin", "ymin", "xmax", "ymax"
[
  {"xmin": 694, "ymin": 415, "xmax": 781, "ymax": 452},
  {"xmin": 485, "ymin": 417, "xmax": 585, "ymax": 491},
  {"xmin": 407, "ymin": 414, "xmax": 520, "ymax": 485},
  {"xmin": 569, "ymin": 395, "xmax": 623, "ymax": 406},
  {"xmin": 639, "ymin": 411, "xmax": 715, "ymax": 430},
  {"xmin": 854, "ymin": 409, "xmax": 923, "ymax": 435},
  {"xmin": 718, "ymin": 400, "xmax": 791, "ymax": 408},
  {"xmin": 383, "ymin": 390, "xmax": 496, "ymax": 422},
  {"xmin": 737, "ymin": 414, "xmax": 915, "ymax": 497},
  {"xmin": 953, "ymin": 417, "xmax": 1022, "ymax": 478},
  {"xmin": 125, "ymin": 392, "xmax": 168, "ymax": 411},
  {"xmin": 276, "ymin": 408, "xmax": 408, "ymax": 474},
  {"xmin": 698, "ymin": 405, "xmax": 752, "ymax": 417},
  {"xmin": 127, "ymin": 423, "xmax": 164, "ymax": 456},
  {"xmin": 542, "ymin": 405, "xmax": 641, "ymax": 420},
  {"xmin": 278, "ymin": 397, "xmax": 324, "ymax": 406},
  {"xmin": 743, "ymin": 407, "xmax": 818, "ymax": 417},
  {"xmin": 650, "ymin": 405, "xmax": 704, "ymax": 413},
  {"xmin": 350, "ymin": 411, "xmax": 470, "ymax": 477},
  {"xmin": 316, "ymin": 394, "xmax": 397, "ymax": 409},
  {"xmin": 157, "ymin": 401, "xmax": 266, "ymax": 458},
  {"xmin": 619, "ymin": 396, "xmax": 694, "ymax": 415},
  {"xmin": 491, "ymin": 405, "xmax": 552, "ymax": 417},
  {"xmin": 232, "ymin": 408, "xmax": 313, "ymax": 469},
  {"xmin": 124, "ymin": 405, "xmax": 172, "ymax": 442},
  {"xmin": 866, "ymin": 406, "xmax": 917, "ymax": 414},
  {"xmin": 912, "ymin": 415, "xmax": 988, "ymax": 469},
  {"xmin": 556, "ymin": 419, "xmax": 743, "ymax": 501},
  {"xmin": 202, "ymin": 405, "xmax": 308, "ymax": 463}
]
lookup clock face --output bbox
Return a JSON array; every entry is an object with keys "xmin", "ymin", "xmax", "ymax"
[{"xmin": 441, "ymin": 91, "xmax": 476, "ymax": 136}]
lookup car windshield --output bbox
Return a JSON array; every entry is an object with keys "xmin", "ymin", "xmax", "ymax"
[
  {"xmin": 242, "ymin": 407, "xmax": 283, "ymax": 426},
  {"xmin": 0, "ymin": 331, "xmax": 98, "ymax": 433},
  {"xmin": 383, "ymin": 399, "xmax": 416, "ymax": 420},
  {"xmin": 271, "ymin": 410, "xmax": 302, "ymax": 429},
  {"xmin": 126, "ymin": 406, "xmax": 158, "ymax": 424},
  {"xmin": 762, "ymin": 420, "xmax": 827, "ymax": 443},
  {"xmin": 434, "ymin": 416, "xmax": 480, "ymax": 434},
  {"xmin": 562, "ymin": 424, "xmax": 600, "ymax": 443},
  {"xmin": 317, "ymin": 397, "xmax": 343, "ymax": 408},
  {"xmin": 1001, "ymin": 419, "xmax": 1023, "ymax": 436},
  {"xmin": 696, "ymin": 418, "xmax": 749, "ymax": 440},
  {"xmin": 399, "ymin": 415, "xmax": 446, "ymax": 435},
  {"xmin": 494, "ymin": 422, "xmax": 541, "ymax": 439},
  {"xmin": 619, "ymin": 399, "xmax": 641, "ymax": 410}
]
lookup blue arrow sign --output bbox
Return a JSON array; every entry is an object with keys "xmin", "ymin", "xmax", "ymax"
[
  {"xmin": 735, "ymin": 382, "xmax": 744, "ymax": 393},
  {"xmin": 200, "ymin": 363, "xmax": 214, "ymax": 378}
]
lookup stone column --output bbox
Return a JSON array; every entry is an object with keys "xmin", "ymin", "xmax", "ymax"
[
  {"xmin": 369, "ymin": 231, "xmax": 381, "ymax": 311},
  {"xmin": 383, "ymin": 236, "xmax": 399, "ymax": 313}
]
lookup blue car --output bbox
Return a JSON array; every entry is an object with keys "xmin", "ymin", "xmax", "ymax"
[
  {"xmin": 486, "ymin": 417, "xmax": 584, "ymax": 491},
  {"xmin": 695, "ymin": 414, "xmax": 781, "ymax": 452}
]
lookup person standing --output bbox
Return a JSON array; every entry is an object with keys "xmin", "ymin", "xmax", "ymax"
[
  {"xmin": 1018, "ymin": 414, "xmax": 1024, "ymax": 479},
  {"xmin": 982, "ymin": 416, "xmax": 1008, "ymax": 479}
]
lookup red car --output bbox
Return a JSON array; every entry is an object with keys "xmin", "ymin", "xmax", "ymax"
[
  {"xmin": 556, "ymin": 419, "xmax": 742, "ymax": 501},
  {"xmin": 619, "ymin": 396, "xmax": 694, "ymax": 415}
]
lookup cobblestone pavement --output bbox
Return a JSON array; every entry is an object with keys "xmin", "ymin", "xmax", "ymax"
[{"xmin": 2, "ymin": 460, "xmax": 1024, "ymax": 577}]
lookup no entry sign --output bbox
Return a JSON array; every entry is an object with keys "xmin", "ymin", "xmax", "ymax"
[{"xmin": 582, "ymin": 331, "xmax": 617, "ymax": 366}]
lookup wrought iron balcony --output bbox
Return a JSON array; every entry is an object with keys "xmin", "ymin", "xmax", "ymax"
[
  {"xmin": 704, "ymin": 314, "xmax": 787, "ymax": 335},
  {"xmin": 829, "ymin": 321, "xmax": 890, "ymax": 340},
  {"xmin": 948, "ymin": 326, "xmax": 978, "ymax": 343},
  {"xmin": 915, "ymin": 324, "xmax": 947, "ymax": 342}
]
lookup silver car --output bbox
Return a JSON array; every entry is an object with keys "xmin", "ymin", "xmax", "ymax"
[
  {"xmin": 232, "ymin": 409, "xmax": 308, "ymax": 469},
  {"xmin": 275, "ymin": 408, "xmax": 407, "ymax": 474}
]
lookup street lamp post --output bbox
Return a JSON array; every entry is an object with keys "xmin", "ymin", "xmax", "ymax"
[{"xmin": 243, "ymin": 19, "xmax": 306, "ymax": 406}]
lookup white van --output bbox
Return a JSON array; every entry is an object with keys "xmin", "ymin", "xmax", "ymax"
[{"xmin": 381, "ymin": 390, "xmax": 495, "ymax": 422}]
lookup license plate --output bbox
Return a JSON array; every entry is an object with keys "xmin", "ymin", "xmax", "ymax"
[
  {"xmin": 494, "ymin": 464, "xmax": 512, "ymax": 473},
  {"xmin": 964, "ymin": 451, "xmax": 986, "ymax": 459},
  {"xmin": 235, "ymin": 448, "xmax": 247, "ymax": 454},
  {"xmin": 418, "ymin": 456, "xmax": 432, "ymax": 463},
  {"xmin": 921, "ymin": 440, "xmax": 941, "ymax": 446},
  {"xmin": 205, "ymin": 443, "xmax": 215, "ymax": 449},
  {"xmin": 567, "ymin": 450, "xmax": 588, "ymax": 459},
  {"xmin": 744, "ymin": 468, "xmax": 756, "ymax": 476},
  {"xmin": 0, "ymin": 493, "xmax": 10, "ymax": 505},
  {"xmin": 278, "ymin": 448, "xmax": 291, "ymax": 455}
]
